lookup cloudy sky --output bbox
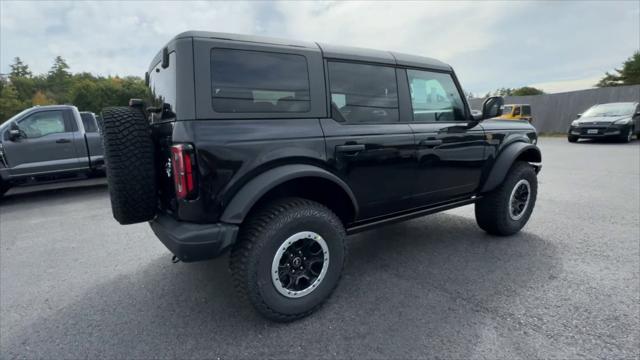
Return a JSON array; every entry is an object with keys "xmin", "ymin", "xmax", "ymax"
[{"xmin": 1, "ymin": 1, "xmax": 638, "ymax": 95}]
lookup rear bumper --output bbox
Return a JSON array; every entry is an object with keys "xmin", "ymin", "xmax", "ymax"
[{"xmin": 149, "ymin": 214, "xmax": 239, "ymax": 262}]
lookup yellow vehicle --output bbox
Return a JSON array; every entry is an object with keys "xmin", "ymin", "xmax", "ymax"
[{"xmin": 499, "ymin": 104, "xmax": 533, "ymax": 122}]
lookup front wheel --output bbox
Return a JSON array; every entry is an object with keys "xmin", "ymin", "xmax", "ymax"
[
  {"xmin": 567, "ymin": 135, "xmax": 579, "ymax": 143},
  {"xmin": 475, "ymin": 161, "xmax": 538, "ymax": 236},
  {"xmin": 230, "ymin": 197, "xmax": 346, "ymax": 322},
  {"xmin": 620, "ymin": 127, "xmax": 634, "ymax": 143}
]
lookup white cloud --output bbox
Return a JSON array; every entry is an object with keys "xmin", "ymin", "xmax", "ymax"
[{"xmin": 1, "ymin": 0, "xmax": 638, "ymax": 94}]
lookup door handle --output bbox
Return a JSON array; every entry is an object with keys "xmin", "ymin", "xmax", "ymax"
[
  {"xmin": 336, "ymin": 144, "xmax": 365, "ymax": 153},
  {"xmin": 56, "ymin": 138, "xmax": 71, "ymax": 144},
  {"xmin": 419, "ymin": 139, "xmax": 443, "ymax": 147}
]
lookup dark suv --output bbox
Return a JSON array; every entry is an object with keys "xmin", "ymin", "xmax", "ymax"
[{"xmin": 101, "ymin": 31, "xmax": 541, "ymax": 321}]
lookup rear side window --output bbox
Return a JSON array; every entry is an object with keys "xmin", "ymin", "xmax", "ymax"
[
  {"xmin": 407, "ymin": 69, "xmax": 466, "ymax": 122},
  {"xmin": 80, "ymin": 113, "xmax": 98, "ymax": 133},
  {"xmin": 329, "ymin": 61, "xmax": 398, "ymax": 123},
  {"xmin": 522, "ymin": 105, "xmax": 531, "ymax": 116},
  {"xmin": 211, "ymin": 49, "xmax": 310, "ymax": 113}
]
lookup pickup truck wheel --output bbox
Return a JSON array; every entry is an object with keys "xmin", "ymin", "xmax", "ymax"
[
  {"xmin": 230, "ymin": 197, "xmax": 346, "ymax": 322},
  {"xmin": 101, "ymin": 107, "xmax": 156, "ymax": 224},
  {"xmin": 475, "ymin": 161, "xmax": 537, "ymax": 236}
]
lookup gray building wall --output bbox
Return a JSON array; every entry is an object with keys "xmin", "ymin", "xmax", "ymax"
[{"xmin": 469, "ymin": 85, "xmax": 640, "ymax": 133}]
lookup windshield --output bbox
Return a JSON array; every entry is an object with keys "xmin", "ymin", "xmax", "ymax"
[
  {"xmin": 582, "ymin": 103, "xmax": 636, "ymax": 117},
  {"xmin": 501, "ymin": 105, "xmax": 513, "ymax": 115}
]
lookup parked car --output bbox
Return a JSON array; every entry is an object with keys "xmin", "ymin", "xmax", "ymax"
[
  {"xmin": 0, "ymin": 105, "xmax": 104, "ymax": 196},
  {"xmin": 498, "ymin": 104, "xmax": 533, "ymax": 122},
  {"xmin": 100, "ymin": 31, "xmax": 542, "ymax": 321},
  {"xmin": 568, "ymin": 102, "xmax": 640, "ymax": 143}
]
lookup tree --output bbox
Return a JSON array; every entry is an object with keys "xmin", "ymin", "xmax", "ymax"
[
  {"xmin": 9, "ymin": 57, "xmax": 32, "ymax": 79},
  {"xmin": 32, "ymin": 90, "xmax": 55, "ymax": 106},
  {"xmin": 47, "ymin": 56, "xmax": 72, "ymax": 103},
  {"xmin": 596, "ymin": 51, "xmax": 640, "ymax": 87},
  {"xmin": 0, "ymin": 83, "xmax": 24, "ymax": 123},
  {"xmin": 511, "ymin": 86, "xmax": 545, "ymax": 96},
  {"xmin": 485, "ymin": 86, "xmax": 545, "ymax": 97}
]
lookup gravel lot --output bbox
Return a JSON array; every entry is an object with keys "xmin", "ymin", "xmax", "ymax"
[{"xmin": 1, "ymin": 137, "xmax": 638, "ymax": 359}]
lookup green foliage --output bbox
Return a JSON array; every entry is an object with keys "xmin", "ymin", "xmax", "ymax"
[
  {"xmin": 0, "ymin": 83, "xmax": 24, "ymax": 122},
  {"xmin": 9, "ymin": 57, "xmax": 32, "ymax": 78},
  {"xmin": 0, "ymin": 56, "xmax": 149, "ymax": 123},
  {"xmin": 511, "ymin": 86, "xmax": 545, "ymax": 96},
  {"xmin": 485, "ymin": 86, "xmax": 545, "ymax": 97},
  {"xmin": 596, "ymin": 51, "xmax": 640, "ymax": 87}
]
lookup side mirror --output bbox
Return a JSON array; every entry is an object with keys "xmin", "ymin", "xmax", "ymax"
[
  {"xmin": 8, "ymin": 129, "xmax": 22, "ymax": 141},
  {"xmin": 576, "ymin": 113, "xmax": 582, "ymax": 118},
  {"xmin": 634, "ymin": 111, "xmax": 640, "ymax": 117},
  {"xmin": 481, "ymin": 96, "xmax": 504, "ymax": 120}
]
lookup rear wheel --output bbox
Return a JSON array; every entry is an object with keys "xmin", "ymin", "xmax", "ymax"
[
  {"xmin": 100, "ymin": 106, "xmax": 156, "ymax": 224},
  {"xmin": 230, "ymin": 197, "xmax": 346, "ymax": 322},
  {"xmin": 567, "ymin": 135, "xmax": 579, "ymax": 143},
  {"xmin": 475, "ymin": 161, "xmax": 538, "ymax": 236}
]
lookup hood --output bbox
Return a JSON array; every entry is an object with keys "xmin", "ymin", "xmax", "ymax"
[{"xmin": 575, "ymin": 115, "xmax": 631, "ymax": 125}]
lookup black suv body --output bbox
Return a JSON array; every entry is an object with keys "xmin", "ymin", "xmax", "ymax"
[{"xmin": 101, "ymin": 31, "xmax": 541, "ymax": 321}]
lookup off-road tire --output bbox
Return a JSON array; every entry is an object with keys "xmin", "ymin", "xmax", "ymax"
[
  {"xmin": 475, "ymin": 161, "xmax": 537, "ymax": 236},
  {"xmin": 567, "ymin": 135, "xmax": 578, "ymax": 143},
  {"xmin": 230, "ymin": 197, "xmax": 346, "ymax": 322},
  {"xmin": 101, "ymin": 106, "xmax": 156, "ymax": 224}
]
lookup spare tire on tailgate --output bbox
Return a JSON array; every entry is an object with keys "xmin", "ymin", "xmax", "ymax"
[{"xmin": 101, "ymin": 106, "xmax": 157, "ymax": 224}]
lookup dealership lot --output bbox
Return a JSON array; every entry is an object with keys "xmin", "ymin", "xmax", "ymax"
[{"xmin": 1, "ymin": 137, "xmax": 638, "ymax": 359}]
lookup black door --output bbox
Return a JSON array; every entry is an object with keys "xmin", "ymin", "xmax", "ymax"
[
  {"xmin": 403, "ymin": 68, "xmax": 486, "ymax": 205},
  {"xmin": 322, "ymin": 61, "xmax": 416, "ymax": 220}
]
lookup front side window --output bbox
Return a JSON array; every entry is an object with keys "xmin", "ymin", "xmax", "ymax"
[
  {"xmin": 407, "ymin": 69, "xmax": 466, "ymax": 122},
  {"xmin": 211, "ymin": 49, "xmax": 310, "ymax": 113},
  {"xmin": 18, "ymin": 111, "xmax": 67, "ymax": 138},
  {"xmin": 329, "ymin": 61, "xmax": 398, "ymax": 123},
  {"xmin": 513, "ymin": 106, "xmax": 521, "ymax": 116}
]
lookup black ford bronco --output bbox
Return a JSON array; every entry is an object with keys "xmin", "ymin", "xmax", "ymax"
[{"xmin": 101, "ymin": 31, "xmax": 541, "ymax": 321}]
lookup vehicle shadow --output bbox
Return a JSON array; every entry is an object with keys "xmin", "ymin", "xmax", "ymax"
[
  {"xmin": 2, "ymin": 213, "xmax": 563, "ymax": 359},
  {"xmin": 0, "ymin": 181, "xmax": 108, "ymax": 212}
]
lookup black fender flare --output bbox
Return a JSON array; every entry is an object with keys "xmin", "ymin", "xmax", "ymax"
[
  {"xmin": 480, "ymin": 142, "xmax": 541, "ymax": 193},
  {"xmin": 220, "ymin": 164, "xmax": 359, "ymax": 224}
]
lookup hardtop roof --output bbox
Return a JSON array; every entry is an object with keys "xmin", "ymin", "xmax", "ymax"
[{"xmin": 173, "ymin": 31, "xmax": 452, "ymax": 71}]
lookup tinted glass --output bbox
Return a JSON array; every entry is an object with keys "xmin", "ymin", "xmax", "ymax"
[
  {"xmin": 407, "ymin": 69, "xmax": 465, "ymax": 122},
  {"xmin": 148, "ymin": 51, "xmax": 177, "ymax": 119},
  {"xmin": 211, "ymin": 49, "xmax": 310, "ymax": 113},
  {"xmin": 18, "ymin": 111, "xmax": 67, "ymax": 138},
  {"xmin": 80, "ymin": 113, "xmax": 98, "ymax": 132},
  {"xmin": 328, "ymin": 62, "xmax": 398, "ymax": 123},
  {"xmin": 522, "ymin": 105, "xmax": 531, "ymax": 116},
  {"xmin": 513, "ymin": 107, "xmax": 521, "ymax": 116}
]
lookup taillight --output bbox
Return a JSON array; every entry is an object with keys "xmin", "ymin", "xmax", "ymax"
[{"xmin": 170, "ymin": 144, "xmax": 197, "ymax": 200}]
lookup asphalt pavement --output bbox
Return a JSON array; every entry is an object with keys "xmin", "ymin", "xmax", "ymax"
[{"xmin": 1, "ymin": 137, "xmax": 638, "ymax": 359}]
